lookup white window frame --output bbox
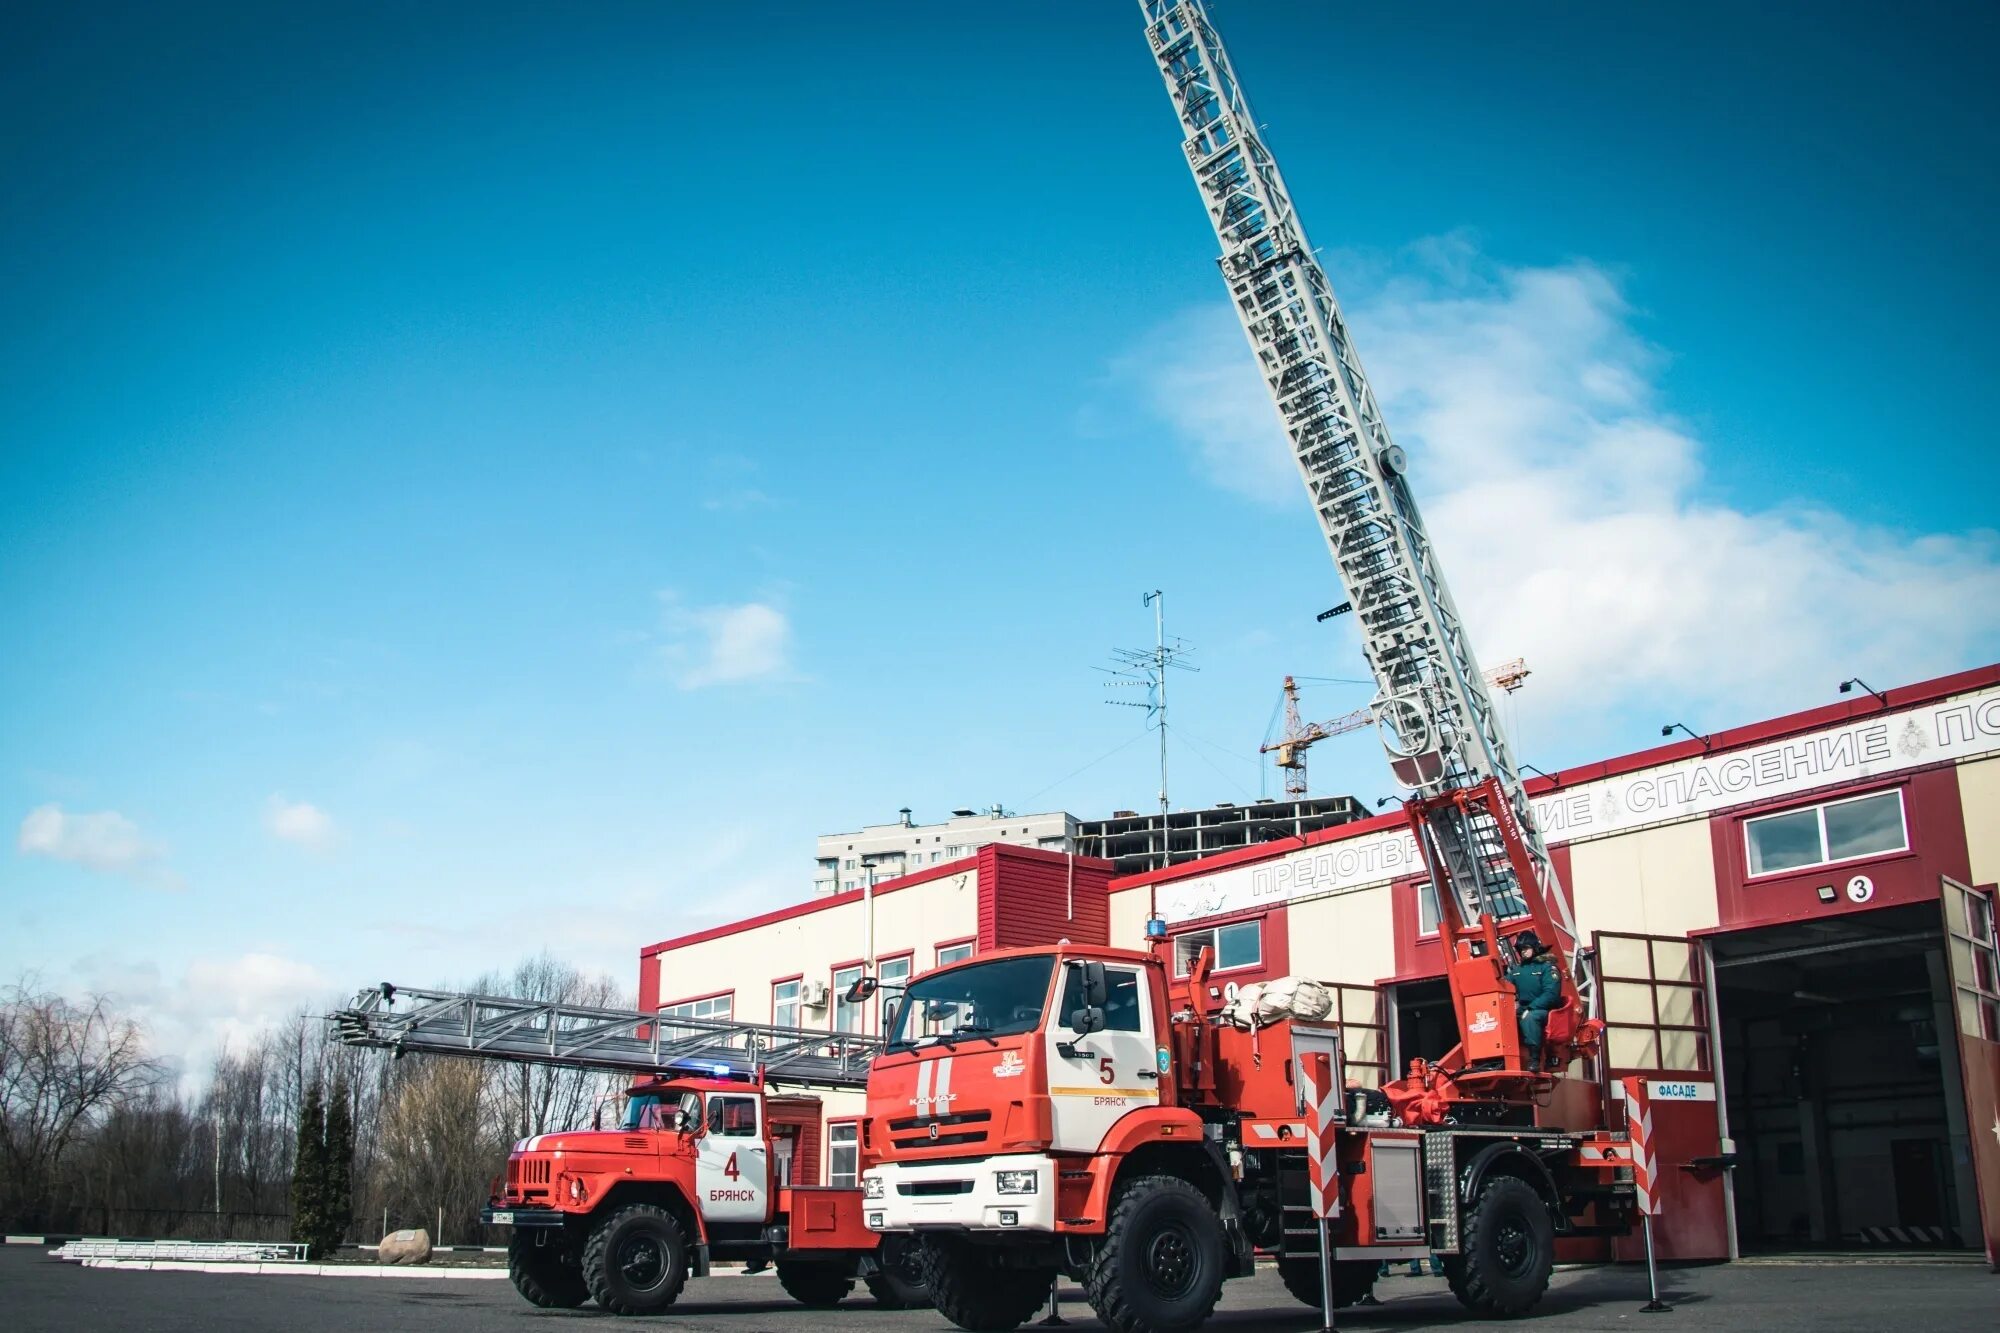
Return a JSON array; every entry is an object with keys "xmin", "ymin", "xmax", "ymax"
[
  {"xmin": 877, "ymin": 954, "xmax": 913, "ymax": 1034},
  {"xmin": 772, "ymin": 978, "xmax": 802, "ymax": 1030},
  {"xmin": 827, "ymin": 1120, "xmax": 860, "ymax": 1188},
  {"xmin": 832, "ymin": 965, "xmax": 865, "ymax": 1034},
  {"xmin": 661, "ymin": 993, "xmax": 732, "ymax": 1022},
  {"xmin": 1743, "ymin": 788, "xmax": 1909, "ymax": 879},
  {"xmin": 1173, "ymin": 919, "xmax": 1262, "ymax": 976},
  {"xmin": 936, "ymin": 941, "xmax": 974, "ymax": 967}
]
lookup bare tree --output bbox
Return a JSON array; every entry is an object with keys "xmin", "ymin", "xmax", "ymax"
[
  {"xmin": 0, "ymin": 979, "xmax": 163, "ymax": 1228},
  {"xmin": 375, "ymin": 1055, "xmax": 506, "ymax": 1246},
  {"xmin": 489, "ymin": 954, "xmax": 630, "ymax": 1139}
]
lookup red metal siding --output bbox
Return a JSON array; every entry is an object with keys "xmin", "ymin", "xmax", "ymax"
[
  {"xmin": 768, "ymin": 1096, "xmax": 822, "ymax": 1187},
  {"xmin": 976, "ymin": 844, "xmax": 1113, "ymax": 953}
]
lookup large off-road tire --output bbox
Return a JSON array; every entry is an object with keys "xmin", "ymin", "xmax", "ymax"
[
  {"xmin": 923, "ymin": 1236, "xmax": 1054, "ymax": 1332},
  {"xmin": 582, "ymin": 1203, "xmax": 690, "ymax": 1315},
  {"xmin": 776, "ymin": 1259, "xmax": 855, "ymax": 1307},
  {"xmin": 507, "ymin": 1231, "xmax": 589, "ymax": 1309},
  {"xmin": 865, "ymin": 1236, "xmax": 932, "ymax": 1309},
  {"xmin": 1443, "ymin": 1175, "xmax": 1555, "ymax": 1317},
  {"xmin": 1085, "ymin": 1175, "xmax": 1227, "ymax": 1333},
  {"xmin": 1277, "ymin": 1255, "xmax": 1377, "ymax": 1310}
]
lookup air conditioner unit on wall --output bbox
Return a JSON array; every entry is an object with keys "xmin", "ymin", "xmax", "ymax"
[{"xmin": 800, "ymin": 979, "xmax": 830, "ymax": 1009}]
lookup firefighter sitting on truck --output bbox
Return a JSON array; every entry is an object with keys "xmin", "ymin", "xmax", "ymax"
[{"xmin": 1504, "ymin": 930, "xmax": 1562, "ymax": 1069}]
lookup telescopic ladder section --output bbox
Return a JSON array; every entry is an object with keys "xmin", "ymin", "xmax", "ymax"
[
  {"xmin": 1136, "ymin": 0, "xmax": 1580, "ymax": 973},
  {"xmin": 332, "ymin": 984, "xmax": 881, "ymax": 1090}
]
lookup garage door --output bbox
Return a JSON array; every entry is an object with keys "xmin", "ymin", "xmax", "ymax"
[
  {"xmin": 1595, "ymin": 931, "xmax": 1729, "ymax": 1260},
  {"xmin": 1939, "ymin": 877, "xmax": 2000, "ymax": 1267}
]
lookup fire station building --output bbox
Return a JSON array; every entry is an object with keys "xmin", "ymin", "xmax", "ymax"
[{"xmin": 639, "ymin": 664, "xmax": 2000, "ymax": 1265}]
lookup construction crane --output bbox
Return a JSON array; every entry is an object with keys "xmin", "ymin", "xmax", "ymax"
[
  {"xmin": 1142, "ymin": 0, "xmax": 1592, "ymax": 1097},
  {"xmin": 333, "ymin": 982, "xmax": 881, "ymax": 1089},
  {"xmin": 1261, "ymin": 659, "xmax": 1530, "ymax": 798}
]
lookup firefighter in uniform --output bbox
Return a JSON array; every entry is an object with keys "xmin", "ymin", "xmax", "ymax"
[{"xmin": 1505, "ymin": 930, "xmax": 1562, "ymax": 1069}]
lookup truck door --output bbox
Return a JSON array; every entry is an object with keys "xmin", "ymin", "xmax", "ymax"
[
  {"xmin": 1045, "ymin": 963, "xmax": 1162, "ymax": 1153},
  {"xmin": 697, "ymin": 1091, "xmax": 770, "ymax": 1223},
  {"xmin": 1938, "ymin": 877, "xmax": 2000, "ymax": 1265}
]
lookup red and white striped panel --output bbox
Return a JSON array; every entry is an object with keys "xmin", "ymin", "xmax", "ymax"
[
  {"xmin": 1300, "ymin": 1051, "xmax": 1341, "ymax": 1218},
  {"xmin": 1621, "ymin": 1076, "xmax": 1660, "ymax": 1216}
]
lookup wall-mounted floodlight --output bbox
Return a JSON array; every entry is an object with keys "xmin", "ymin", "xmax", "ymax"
[
  {"xmin": 1838, "ymin": 678, "xmax": 1889, "ymax": 706},
  {"xmin": 1660, "ymin": 722, "xmax": 1711, "ymax": 752}
]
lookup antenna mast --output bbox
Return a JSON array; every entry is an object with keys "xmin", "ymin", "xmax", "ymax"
[{"xmin": 1103, "ymin": 590, "xmax": 1196, "ymax": 816}]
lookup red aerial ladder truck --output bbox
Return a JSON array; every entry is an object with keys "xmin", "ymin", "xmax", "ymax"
[
  {"xmin": 856, "ymin": 4, "xmax": 1646, "ymax": 1329},
  {"xmin": 333, "ymin": 983, "xmax": 927, "ymax": 1315}
]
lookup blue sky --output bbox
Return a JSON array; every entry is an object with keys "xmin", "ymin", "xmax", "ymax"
[{"xmin": 4, "ymin": 1, "xmax": 1996, "ymax": 1076}]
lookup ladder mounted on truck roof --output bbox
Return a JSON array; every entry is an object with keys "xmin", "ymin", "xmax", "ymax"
[{"xmin": 332, "ymin": 983, "xmax": 881, "ymax": 1090}]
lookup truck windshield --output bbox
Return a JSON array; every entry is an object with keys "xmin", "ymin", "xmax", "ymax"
[
  {"xmin": 887, "ymin": 955, "xmax": 1056, "ymax": 1050},
  {"xmin": 621, "ymin": 1090, "xmax": 700, "ymax": 1131}
]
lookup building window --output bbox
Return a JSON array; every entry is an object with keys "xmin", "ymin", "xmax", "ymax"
[
  {"xmin": 827, "ymin": 1121, "xmax": 860, "ymax": 1188},
  {"xmin": 772, "ymin": 978, "xmax": 801, "ymax": 1030},
  {"xmin": 844, "ymin": 858, "xmax": 856, "ymax": 870},
  {"xmin": 1745, "ymin": 789, "xmax": 1908, "ymax": 876},
  {"xmin": 1174, "ymin": 920, "xmax": 1261, "ymax": 975},
  {"xmin": 936, "ymin": 941, "xmax": 974, "ymax": 967},
  {"xmin": 661, "ymin": 993, "xmax": 733, "ymax": 1022},
  {"xmin": 879, "ymin": 955, "xmax": 912, "ymax": 1033},
  {"xmin": 832, "ymin": 965, "xmax": 865, "ymax": 1033},
  {"xmin": 1417, "ymin": 880, "xmax": 1440, "ymax": 937}
]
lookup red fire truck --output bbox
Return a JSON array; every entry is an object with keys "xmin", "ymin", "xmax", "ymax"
[
  {"xmin": 334, "ymin": 983, "xmax": 926, "ymax": 1315},
  {"xmin": 862, "ymin": 7, "xmax": 1657, "ymax": 1326},
  {"xmin": 483, "ymin": 1071, "xmax": 926, "ymax": 1314},
  {"xmin": 861, "ymin": 938, "xmax": 1636, "ymax": 1331}
]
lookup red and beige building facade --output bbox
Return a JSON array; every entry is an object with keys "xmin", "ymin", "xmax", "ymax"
[{"xmin": 640, "ymin": 665, "xmax": 2000, "ymax": 1264}]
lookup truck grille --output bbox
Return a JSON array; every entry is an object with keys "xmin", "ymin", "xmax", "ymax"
[
  {"xmin": 510, "ymin": 1157, "xmax": 551, "ymax": 1189},
  {"xmin": 896, "ymin": 1180, "xmax": 974, "ymax": 1197},
  {"xmin": 887, "ymin": 1109, "xmax": 992, "ymax": 1151}
]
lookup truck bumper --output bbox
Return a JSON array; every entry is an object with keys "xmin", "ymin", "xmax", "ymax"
[
  {"xmin": 481, "ymin": 1205, "xmax": 564, "ymax": 1229},
  {"xmin": 863, "ymin": 1154, "xmax": 1058, "ymax": 1234}
]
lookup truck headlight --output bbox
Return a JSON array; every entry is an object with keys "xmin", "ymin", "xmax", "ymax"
[
  {"xmin": 994, "ymin": 1170, "xmax": 1039, "ymax": 1195},
  {"xmin": 864, "ymin": 1174, "xmax": 885, "ymax": 1200}
]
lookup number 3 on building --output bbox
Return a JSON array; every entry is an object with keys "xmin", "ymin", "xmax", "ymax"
[
  {"xmin": 723, "ymin": 1152, "xmax": 740, "ymax": 1180},
  {"xmin": 1098, "ymin": 1057, "xmax": 1115, "ymax": 1086}
]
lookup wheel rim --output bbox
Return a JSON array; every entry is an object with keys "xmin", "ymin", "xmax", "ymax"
[
  {"xmin": 618, "ymin": 1232, "xmax": 667, "ymax": 1291},
  {"xmin": 1142, "ymin": 1222, "xmax": 1199, "ymax": 1299},
  {"xmin": 1495, "ymin": 1214, "xmax": 1532, "ymax": 1277}
]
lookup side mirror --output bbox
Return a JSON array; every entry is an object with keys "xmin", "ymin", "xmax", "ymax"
[
  {"xmin": 845, "ymin": 975, "xmax": 880, "ymax": 1004},
  {"xmin": 1069, "ymin": 1004, "xmax": 1106, "ymax": 1035},
  {"xmin": 673, "ymin": 1107, "xmax": 693, "ymax": 1134}
]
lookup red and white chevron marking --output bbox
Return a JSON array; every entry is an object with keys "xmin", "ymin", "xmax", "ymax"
[
  {"xmin": 1300, "ymin": 1051, "xmax": 1341, "ymax": 1218},
  {"xmin": 1621, "ymin": 1076, "xmax": 1660, "ymax": 1216}
]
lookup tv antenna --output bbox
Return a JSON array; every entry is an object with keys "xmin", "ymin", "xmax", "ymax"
[{"xmin": 1102, "ymin": 590, "xmax": 1198, "ymax": 816}]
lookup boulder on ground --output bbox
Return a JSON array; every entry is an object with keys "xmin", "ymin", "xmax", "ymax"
[{"xmin": 378, "ymin": 1228, "xmax": 432, "ymax": 1265}]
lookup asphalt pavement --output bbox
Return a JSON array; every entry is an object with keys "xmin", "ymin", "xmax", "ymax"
[{"xmin": 1, "ymin": 1245, "xmax": 1991, "ymax": 1332}]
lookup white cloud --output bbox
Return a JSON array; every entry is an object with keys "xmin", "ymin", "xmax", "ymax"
[
  {"xmin": 658, "ymin": 595, "xmax": 795, "ymax": 689},
  {"xmin": 1122, "ymin": 238, "xmax": 2000, "ymax": 734},
  {"xmin": 69, "ymin": 950, "xmax": 334, "ymax": 1091},
  {"xmin": 263, "ymin": 795, "xmax": 337, "ymax": 852},
  {"xmin": 17, "ymin": 803, "xmax": 181, "ymax": 889}
]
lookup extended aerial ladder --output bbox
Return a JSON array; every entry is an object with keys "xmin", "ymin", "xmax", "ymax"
[
  {"xmin": 1140, "ymin": 0, "xmax": 1595, "ymax": 1105},
  {"xmin": 334, "ymin": 983, "xmax": 880, "ymax": 1090}
]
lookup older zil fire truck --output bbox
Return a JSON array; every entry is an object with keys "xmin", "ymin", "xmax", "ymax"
[{"xmin": 334, "ymin": 983, "xmax": 926, "ymax": 1315}]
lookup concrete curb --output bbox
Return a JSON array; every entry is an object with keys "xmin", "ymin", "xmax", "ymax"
[{"xmin": 77, "ymin": 1259, "xmax": 509, "ymax": 1279}]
